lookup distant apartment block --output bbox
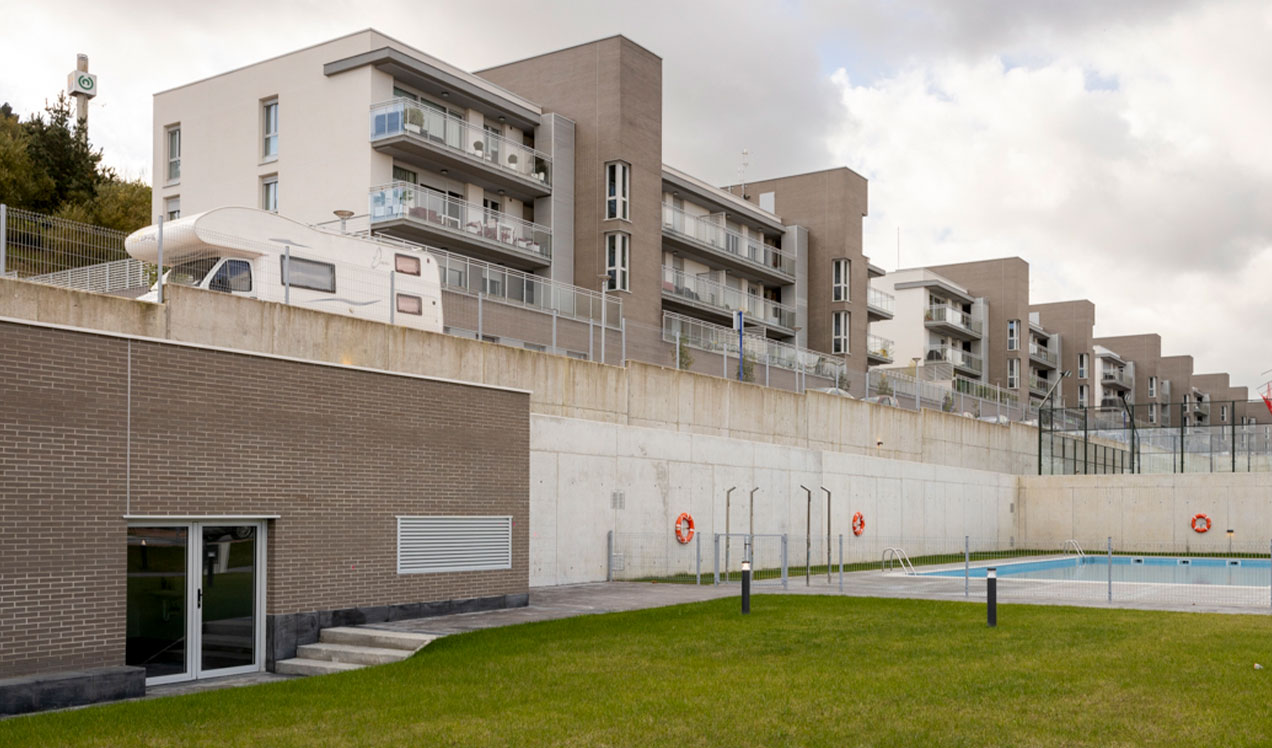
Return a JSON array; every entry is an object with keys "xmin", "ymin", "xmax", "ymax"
[{"xmin": 151, "ymin": 30, "xmax": 880, "ymax": 395}]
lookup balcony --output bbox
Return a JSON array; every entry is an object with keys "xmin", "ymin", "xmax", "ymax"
[
  {"xmin": 1029, "ymin": 372, "xmax": 1052, "ymax": 397},
  {"xmin": 924, "ymin": 304, "xmax": 982, "ymax": 339},
  {"xmin": 1029, "ymin": 341, "xmax": 1058, "ymax": 369},
  {"xmin": 370, "ymin": 182, "xmax": 551, "ymax": 271},
  {"xmin": 867, "ymin": 287, "xmax": 895, "ymax": 320},
  {"xmin": 661, "ymin": 203, "xmax": 794, "ymax": 283},
  {"xmin": 1101, "ymin": 367, "xmax": 1132, "ymax": 391},
  {"xmin": 926, "ymin": 345, "xmax": 982, "ymax": 377},
  {"xmin": 661, "ymin": 265, "xmax": 795, "ymax": 332},
  {"xmin": 867, "ymin": 334, "xmax": 894, "ymax": 365},
  {"xmin": 370, "ymin": 98, "xmax": 551, "ymax": 202}
]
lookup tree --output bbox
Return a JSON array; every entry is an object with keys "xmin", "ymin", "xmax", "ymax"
[
  {"xmin": 20, "ymin": 93, "xmax": 102, "ymax": 213},
  {"xmin": 0, "ymin": 105, "xmax": 54, "ymax": 208}
]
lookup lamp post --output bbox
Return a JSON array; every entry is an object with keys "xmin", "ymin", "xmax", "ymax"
[{"xmin": 333, "ymin": 209, "xmax": 354, "ymax": 234}]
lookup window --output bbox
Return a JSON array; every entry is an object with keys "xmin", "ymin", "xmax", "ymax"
[
  {"xmin": 208, "ymin": 260, "xmax": 253, "ymax": 293},
  {"xmin": 396, "ymin": 293, "xmax": 423, "ymax": 316},
  {"xmin": 605, "ymin": 232, "xmax": 630, "ymax": 291},
  {"xmin": 392, "ymin": 165, "xmax": 417, "ymax": 184},
  {"xmin": 832, "ymin": 311, "xmax": 850, "ymax": 354},
  {"xmin": 832, "ymin": 259, "xmax": 850, "ymax": 302},
  {"xmin": 483, "ymin": 124, "xmax": 501, "ymax": 163},
  {"xmin": 166, "ymin": 126, "xmax": 181, "ymax": 182},
  {"xmin": 1221, "ymin": 405, "xmax": 1228, "ymax": 423},
  {"xmin": 1008, "ymin": 358, "xmax": 1020, "ymax": 389},
  {"xmin": 261, "ymin": 176, "xmax": 278, "ymax": 212},
  {"xmin": 1078, "ymin": 353, "xmax": 1089, "ymax": 379},
  {"xmin": 262, "ymin": 99, "xmax": 278, "ymax": 160},
  {"xmin": 483, "ymin": 198, "xmax": 501, "ymax": 213},
  {"xmin": 605, "ymin": 162, "xmax": 630, "ymax": 221},
  {"xmin": 1149, "ymin": 402, "xmax": 1158, "ymax": 424},
  {"xmin": 1007, "ymin": 320, "xmax": 1019, "ymax": 351},
  {"xmin": 1078, "ymin": 384, "xmax": 1088, "ymax": 407},
  {"xmin": 395, "ymin": 254, "xmax": 421, "ymax": 275},
  {"xmin": 280, "ymin": 256, "xmax": 335, "ymax": 292},
  {"xmin": 1148, "ymin": 376, "xmax": 1157, "ymax": 398},
  {"xmin": 165, "ymin": 196, "xmax": 181, "ymax": 221}
]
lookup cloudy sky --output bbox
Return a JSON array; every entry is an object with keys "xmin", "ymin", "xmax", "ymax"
[{"xmin": 3, "ymin": 0, "xmax": 1269, "ymax": 391}]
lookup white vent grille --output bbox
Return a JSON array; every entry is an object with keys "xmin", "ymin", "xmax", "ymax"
[{"xmin": 397, "ymin": 516, "xmax": 512, "ymax": 574}]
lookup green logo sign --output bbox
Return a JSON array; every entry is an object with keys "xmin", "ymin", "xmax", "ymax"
[{"xmin": 77, "ymin": 74, "xmax": 94, "ymax": 91}]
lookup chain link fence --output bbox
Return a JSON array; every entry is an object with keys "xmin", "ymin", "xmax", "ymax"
[{"xmin": 0, "ymin": 204, "xmax": 150, "ymax": 295}]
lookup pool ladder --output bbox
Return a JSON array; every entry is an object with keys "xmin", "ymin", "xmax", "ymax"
[
  {"xmin": 1062, "ymin": 539, "xmax": 1085, "ymax": 558},
  {"xmin": 881, "ymin": 547, "xmax": 916, "ymax": 575}
]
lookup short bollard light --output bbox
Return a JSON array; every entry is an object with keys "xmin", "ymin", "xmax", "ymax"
[
  {"xmin": 741, "ymin": 560, "xmax": 751, "ymax": 614},
  {"xmin": 987, "ymin": 567, "xmax": 997, "ymax": 628}
]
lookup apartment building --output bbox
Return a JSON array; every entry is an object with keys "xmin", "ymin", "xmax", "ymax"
[
  {"xmin": 920, "ymin": 258, "xmax": 1061, "ymax": 406},
  {"xmin": 1030, "ymin": 299, "xmax": 1094, "ymax": 408},
  {"xmin": 868, "ymin": 267, "xmax": 986, "ymax": 382},
  {"xmin": 1092, "ymin": 334, "xmax": 1172, "ymax": 425},
  {"xmin": 151, "ymin": 30, "xmax": 873, "ymax": 394}
]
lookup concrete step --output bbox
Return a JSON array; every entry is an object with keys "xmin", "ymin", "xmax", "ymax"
[
  {"xmin": 319, "ymin": 626, "xmax": 438, "ymax": 652},
  {"xmin": 274, "ymin": 658, "xmax": 361, "ymax": 676},
  {"xmin": 296, "ymin": 642, "xmax": 412, "ymax": 667}
]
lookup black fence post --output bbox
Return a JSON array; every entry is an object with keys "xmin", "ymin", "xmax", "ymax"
[{"xmin": 987, "ymin": 568, "xmax": 997, "ymax": 627}]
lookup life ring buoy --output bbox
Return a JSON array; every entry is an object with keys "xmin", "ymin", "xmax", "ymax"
[
  {"xmin": 1191, "ymin": 513, "xmax": 1211, "ymax": 533},
  {"xmin": 851, "ymin": 512, "xmax": 865, "ymax": 536},
  {"xmin": 675, "ymin": 513, "xmax": 695, "ymax": 544}
]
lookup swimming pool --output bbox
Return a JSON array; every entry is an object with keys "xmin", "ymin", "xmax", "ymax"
[{"xmin": 923, "ymin": 556, "xmax": 1272, "ymax": 588}]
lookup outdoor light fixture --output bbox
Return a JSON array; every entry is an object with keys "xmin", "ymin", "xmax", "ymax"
[
  {"xmin": 332, "ymin": 209, "xmax": 354, "ymax": 234},
  {"xmin": 741, "ymin": 560, "xmax": 752, "ymax": 614},
  {"xmin": 986, "ymin": 567, "xmax": 997, "ymax": 627}
]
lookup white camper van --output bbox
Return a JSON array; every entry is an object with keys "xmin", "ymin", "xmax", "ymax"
[{"xmin": 125, "ymin": 207, "xmax": 443, "ymax": 333}]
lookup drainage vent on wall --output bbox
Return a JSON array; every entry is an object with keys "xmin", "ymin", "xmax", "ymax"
[{"xmin": 397, "ymin": 516, "xmax": 512, "ymax": 574}]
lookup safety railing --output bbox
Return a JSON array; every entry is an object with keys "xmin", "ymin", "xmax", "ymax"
[
  {"xmin": 661, "ymin": 203, "xmax": 794, "ymax": 277},
  {"xmin": 661, "ymin": 265, "xmax": 795, "ymax": 329},
  {"xmin": 369, "ymin": 182, "xmax": 551, "ymax": 260},
  {"xmin": 867, "ymin": 286, "xmax": 895, "ymax": 316},
  {"xmin": 924, "ymin": 304, "xmax": 982, "ymax": 336}
]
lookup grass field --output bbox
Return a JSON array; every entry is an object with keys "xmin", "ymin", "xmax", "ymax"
[{"xmin": 5, "ymin": 595, "xmax": 1272, "ymax": 747}]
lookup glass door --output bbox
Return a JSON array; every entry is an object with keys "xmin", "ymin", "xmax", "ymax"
[{"xmin": 126, "ymin": 521, "xmax": 265, "ymax": 685}]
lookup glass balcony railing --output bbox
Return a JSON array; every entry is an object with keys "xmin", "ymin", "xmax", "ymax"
[
  {"xmin": 867, "ymin": 286, "xmax": 895, "ymax": 316},
  {"xmin": 661, "ymin": 203, "xmax": 794, "ymax": 277},
  {"xmin": 661, "ymin": 265, "xmax": 796, "ymax": 329},
  {"xmin": 663, "ymin": 311, "xmax": 847, "ymax": 383},
  {"xmin": 1029, "ymin": 372, "xmax": 1052, "ymax": 396},
  {"xmin": 370, "ymin": 98, "xmax": 551, "ymax": 187},
  {"xmin": 867, "ymin": 333, "xmax": 894, "ymax": 361},
  {"xmin": 1101, "ymin": 368, "xmax": 1132, "ymax": 389},
  {"xmin": 1029, "ymin": 341, "xmax": 1058, "ymax": 367},
  {"xmin": 924, "ymin": 304, "xmax": 982, "ymax": 336},
  {"xmin": 369, "ymin": 182, "xmax": 551, "ymax": 260},
  {"xmin": 925, "ymin": 345, "xmax": 982, "ymax": 375}
]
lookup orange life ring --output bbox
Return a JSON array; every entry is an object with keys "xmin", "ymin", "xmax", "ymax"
[
  {"xmin": 1191, "ymin": 513, "xmax": 1211, "ymax": 533},
  {"xmin": 675, "ymin": 513, "xmax": 695, "ymax": 544},
  {"xmin": 851, "ymin": 512, "xmax": 865, "ymax": 536}
]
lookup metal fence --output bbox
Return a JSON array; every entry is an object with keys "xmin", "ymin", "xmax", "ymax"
[
  {"xmin": 0, "ymin": 204, "xmax": 148, "ymax": 294},
  {"xmin": 1041, "ymin": 402, "xmax": 1272, "ymax": 474},
  {"xmin": 867, "ymin": 368, "xmax": 1036, "ymax": 423},
  {"xmin": 608, "ymin": 531, "xmax": 789, "ymax": 588}
]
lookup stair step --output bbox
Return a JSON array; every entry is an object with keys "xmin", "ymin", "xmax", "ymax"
[
  {"xmin": 274, "ymin": 658, "xmax": 361, "ymax": 676},
  {"xmin": 296, "ymin": 642, "xmax": 412, "ymax": 666},
  {"xmin": 319, "ymin": 626, "xmax": 438, "ymax": 652}
]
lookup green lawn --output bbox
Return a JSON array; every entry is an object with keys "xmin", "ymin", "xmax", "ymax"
[{"xmin": 5, "ymin": 595, "xmax": 1272, "ymax": 746}]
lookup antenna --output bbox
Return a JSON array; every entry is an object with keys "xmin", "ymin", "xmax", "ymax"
[
  {"xmin": 737, "ymin": 149, "xmax": 749, "ymax": 198},
  {"xmin": 896, "ymin": 226, "xmax": 900, "ymax": 269}
]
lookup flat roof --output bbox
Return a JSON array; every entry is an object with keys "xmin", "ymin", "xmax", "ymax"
[{"xmin": 662, "ymin": 164, "xmax": 785, "ymax": 233}]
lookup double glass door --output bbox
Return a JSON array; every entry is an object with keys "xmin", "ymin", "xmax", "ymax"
[{"xmin": 126, "ymin": 522, "xmax": 265, "ymax": 685}]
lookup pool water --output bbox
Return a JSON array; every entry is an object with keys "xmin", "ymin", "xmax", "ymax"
[{"xmin": 923, "ymin": 556, "xmax": 1272, "ymax": 587}]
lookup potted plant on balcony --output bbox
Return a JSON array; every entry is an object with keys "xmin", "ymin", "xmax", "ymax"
[
  {"xmin": 877, "ymin": 375, "xmax": 893, "ymax": 397},
  {"xmin": 676, "ymin": 336, "xmax": 694, "ymax": 371}
]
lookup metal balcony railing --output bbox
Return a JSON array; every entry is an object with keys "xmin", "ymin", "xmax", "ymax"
[
  {"xmin": 661, "ymin": 265, "xmax": 795, "ymax": 329},
  {"xmin": 370, "ymin": 98, "xmax": 551, "ymax": 187},
  {"xmin": 1029, "ymin": 373, "xmax": 1052, "ymax": 396},
  {"xmin": 867, "ymin": 286, "xmax": 895, "ymax": 316},
  {"xmin": 925, "ymin": 345, "xmax": 982, "ymax": 375},
  {"xmin": 1029, "ymin": 341, "xmax": 1058, "ymax": 367},
  {"xmin": 663, "ymin": 312, "xmax": 847, "ymax": 383},
  {"xmin": 924, "ymin": 304, "xmax": 982, "ymax": 336},
  {"xmin": 867, "ymin": 333, "xmax": 894, "ymax": 361},
  {"xmin": 1101, "ymin": 368, "xmax": 1132, "ymax": 389},
  {"xmin": 369, "ymin": 182, "xmax": 551, "ymax": 260},
  {"xmin": 661, "ymin": 203, "xmax": 794, "ymax": 277}
]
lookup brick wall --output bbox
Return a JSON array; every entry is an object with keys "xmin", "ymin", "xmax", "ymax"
[{"xmin": 0, "ymin": 320, "xmax": 529, "ymax": 679}]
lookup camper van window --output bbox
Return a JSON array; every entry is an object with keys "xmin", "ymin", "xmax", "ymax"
[
  {"xmin": 396, "ymin": 294, "xmax": 423, "ymax": 315},
  {"xmin": 281, "ymin": 256, "xmax": 335, "ymax": 293},
  {"xmin": 209, "ymin": 260, "xmax": 253, "ymax": 293},
  {"xmin": 168, "ymin": 258, "xmax": 219, "ymax": 287},
  {"xmin": 395, "ymin": 254, "xmax": 421, "ymax": 276}
]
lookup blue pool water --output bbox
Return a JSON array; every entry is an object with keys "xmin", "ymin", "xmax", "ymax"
[{"xmin": 923, "ymin": 556, "xmax": 1272, "ymax": 587}]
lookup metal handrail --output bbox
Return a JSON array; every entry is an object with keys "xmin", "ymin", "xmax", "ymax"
[
  {"xmin": 661, "ymin": 265, "xmax": 795, "ymax": 329},
  {"xmin": 369, "ymin": 181, "xmax": 552, "ymax": 260},
  {"xmin": 661, "ymin": 203, "xmax": 794, "ymax": 276},
  {"xmin": 867, "ymin": 286, "xmax": 895, "ymax": 315},
  {"xmin": 881, "ymin": 547, "xmax": 916, "ymax": 575},
  {"xmin": 1061, "ymin": 539, "xmax": 1085, "ymax": 558}
]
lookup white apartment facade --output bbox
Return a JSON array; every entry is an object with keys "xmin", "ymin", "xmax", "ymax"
[{"xmin": 869, "ymin": 267, "xmax": 987, "ymax": 382}]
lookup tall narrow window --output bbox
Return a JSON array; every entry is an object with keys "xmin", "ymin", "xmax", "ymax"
[
  {"xmin": 1078, "ymin": 384, "xmax": 1089, "ymax": 407},
  {"xmin": 166, "ymin": 125, "xmax": 181, "ymax": 182},
  {"xmin": 1007, "ymin": 320, "xmax": 1019, "ymax": 351},
  {"xmin": 606, "ymin": 162, "xmax": 630, "ymax": 221},
  {"xmin": 483, "ymin": 124, "xmax": 502, "ymax": 164},
  {"xmin": 832, "ymin": 311, "xmax": 850, "ymax": 354},
  {"xmin": 1078, "ymin": 353, "xmax": 1089, "ymax": 379},
  {"xmin": 1149, "ymin": 402, "xmax": 1158, "ymax": 423},
  {"xmin": 261, "ymin": 176, "xmax": 278, "ymax": 212},
  {"xmin": 1221, "ymin": 405, "xmax": 1228, "ymax": 423},
  {"xmin": 1008, "ymin": 358, "xmax": 1020, "ymax": 389},
  {"xmin": 165, "ymin": 196, "xmax": 181, "ymax": 221},
  {"xmin": 832, "ymin": 259, "xmax": 850, "ymax": 302},
  {"xmin": 262, "ymin": 99, "xmax": 278, "ymax": 160},
  {"xmin": 605, "ymin": 232, "xmax": 629, "ymax": 291},
  {"xmin": 1148, "ymin": 376, "xmax": 1157, "ymax": 398}
]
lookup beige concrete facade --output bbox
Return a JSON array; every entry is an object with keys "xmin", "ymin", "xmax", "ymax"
[{"xmin": 1031, "ymin": 299, "xmax": 1094, "ymax": 408}]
